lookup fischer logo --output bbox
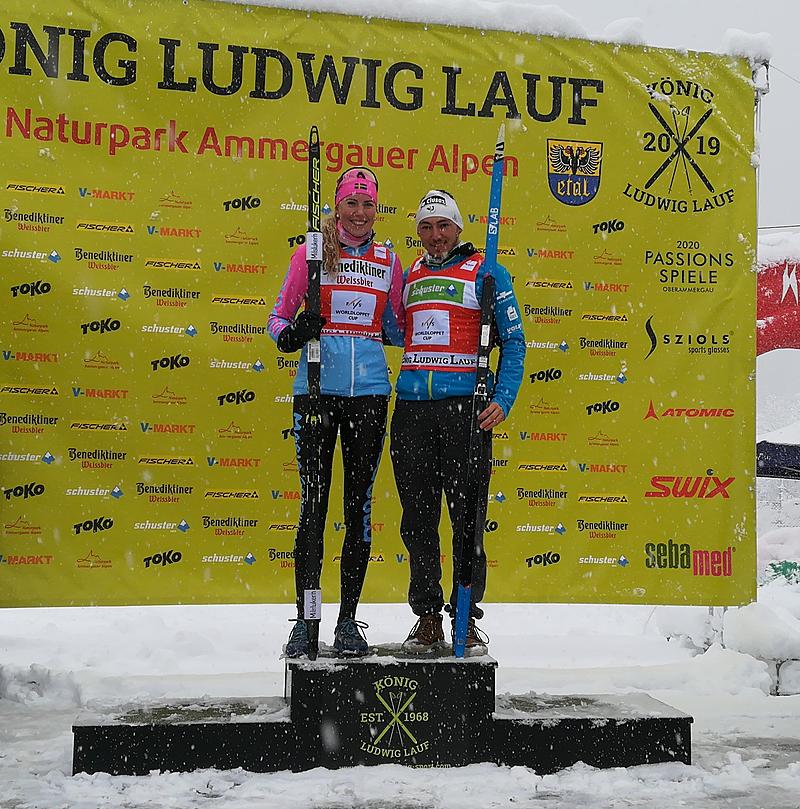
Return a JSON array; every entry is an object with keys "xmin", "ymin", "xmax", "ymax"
[
  {"xmin": 645, "ymin": 316, "xmax": 731, "ymax": 358},
  {"xmin": 204, "ymin": 489, "xmax": 259, "ymax": 499},
  {"xmin": 581, "ymin": 312, "xmax": 628, "ymax": 322},
  {"xmin": 577, "ymin": 494, "xmax": 629, "ymax": 503},
  {"xmin": 517, "ymin": 462, "xmax": 567, "ymax": 472},
  {"xmin": 525, "ymin": 551, "xmax": 561, "ymax": 567},
  {"xmin": 70, "ymin": 420, "xmax": 128, "ymax": 431},
  {"xmin": 644, "ymin": 400, "xmax": 735, "ymax": 420},
  {"xmin": 585, "ymin": 400, "xmax": 620, "ymax": 416},
  {"xmin": 3, "ymin": 481, "xmax": 45, "ymax": 501},
  {"xmin": 210, "ymin": 295, "xmax": 267, "ymax": 306},
  {"xmin": 6, "ymin": 181, "xmax": 64, "ymax": 194},
  {"xmin": 217, "ymin": 389, "xmax": 255, "ymax": 406},
  {"xmin": 1, "ymin": 385, "xmax": 58, "ymax": 396},
  {"xmin": 73, "ymin": 516, "xmax": 113, "ymax": 535},
  {"xmin": 525, "ymin": 278, "xmax": 573, "ymax": 290},
  {"xmin": 269, "ymin": 523, "xmax": 299, "ymax": 531},
  {"xmin": 645, "ymin": 470, "xmax": 735, "ymax": 499},
  {"xmin": 10, "ymin": 279, "xmax": 51, "ymax": 298},
  {"xmin": 137, "ymin": 456, "xmax": 195, "ymax": 465},
  {"xmin": 143, "ymin": 549, "xmax": 183, "ymax": 568},
  {"xmin": 76, "ymin": 220, "xmax": 134, "ymax": 233},
  {"xmin": 143, "ymin": 260, "xmax": 201, "ymax": 272},
  {"xmin": 645, "ymin": 538, "xmax": 734, "ymax": 576},
  {"xmin": 528, "ymin": 367, "xmax": 562, "ymax": 383}
]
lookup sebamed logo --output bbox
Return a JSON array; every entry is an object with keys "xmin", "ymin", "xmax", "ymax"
[
  {"xmin": 218, "ymin": 421, "xmax": 254, "ymax": 440},
  {"xmin": 152, "ymin": 386, "xmax": 188, "ymax": 405},
  {"xmin": 524, "ymin": 305, "xmax": 572, "ymax": 325},
  {"xmin": 146, "ymin": 225, "xmax": 201, "ymax": 239},
  {"xmin": 224, "ymin": 227, "xmax": 258, "ymax": 245},
  {"xmin": 71, "ymin": 386, "xmax": 128, "ymax": 401},
  {"xmin": 547, "ymin": 139, "xmax": 603, "ymax": 205},
  {"xmin": 217, "ymin": 388, "xmax": 255, "ymax": 407},
  {"xmin": 202, "ymin": 552, "xmax": 257, "ymax": 566},
  {"xmin": 209, "ymin": 321, "xmax": 266, "ymax": 344},
  {"xmin": 140, "ymin": 420, "xmax": 196, "ymax": 435},
  {"xmin": 579, "ymin": 337, "xmax": 627, "ymax": 357},
  {"xmin": 212, "ymin": 260, "xmax": 268, "ymax": 274},
  {"xmin": 11, "ymin": 313, "xmax": 48, "ymax": 333},
  {"xmin": 526, "ymin": 551, "xmax": 560, "ymax": 568},
  {"xmin": 529, "ymin": 397, "xmax": 560, "ymax": 416},
  {"xmin": 536, "ymin": 215, "xmax": 567, "ymax": 232},
  {"xmin": 143, "ymin": 284, "xmax": 201, "ymax": 308},
  {"xmin": 6, "ymin": 181, "xmax": 64, "ymax": 195},
  {"xmin": 584, "ymin": 281, "xmax": 630, "ymax": 294},
  {"xmin": 645, "ymin": 247, "xmax": 732, "ymax": 293},
  {"xmin": 1, "ymin": 385, "xmax": 58, "ymax": 397},
  {"xmin": 588, "ymin": 430, "xmax": 619, "ymax": 447},
  {"xmin": 592, "ymin": 250, "xmax": 623, "ymax": 266},
  {"xmin": 645, "ymin": 470, "xmax": 734, "ymax": 500},
  {"xmin": 526, "ymin": 247, "xmax": 575, "ymax": 260},
  {"xmin": 0, "ymin": 412, "xmax": 58, "ymax": 434},
  {"xmin": 517, "ymin": 522, "xmax": 567, "ymax": 534},
  {"xmin": 623, "ymin": 77, "xmax": 734, "ymax": 216},
  {"xmin": 76, "ymin": 549, "xmax": 112, "ymax": 569},
  {"xmin": 78, "ymin": 187, "xmax": 135, "ymax": 202},
  {"xmin": 83, "ymin": 351, "xmax": 121, "ymax": 370},
  {"xmin": 211, "ymin": 295, "xmax": 267, "ymax": 307},
  {"xmin": 143, "ymin": 549, "xmax": 183, "ymax": 568},
  {"xmin": 644, "ymin": 400, "xmax": 735, "ymax": 421},
  {"xmin": 519, "ymin": 430, "xmax": 567, "ymax": 442},
  {"xmin": 359, "ymin": 673, "xmax": 431, "ymax": 761},
  {"xmin": 74, "ymin": 248, "xmax": 134, "ymax": 270},
  {"xmin": 4, "ymin": 515, "xmax": 42, "ymax": 536},
  {"xmin": 137, "ymin": 483, "xmax": 193, "ymax": 503},
  {"xmin": 207, "ymin": 455, "xmax": 262, "ymax": 469},
  {"xmin": 10, "ymin": 279, "xmax": 51, "ymax": 298},
  {"xmin": 73, "ymin": 515, "xmax": 113, "ymax": 535},
  {"xmin": 3, "ymin": 350, "xmax": 58, "ymax": 364},
  {"xmin": 577, "ymin": 519, "xmax": 629, "ymax": 538},
  {"xmin": 525, "ymin": 278, "xmax": 573, "ymax": 290},
  {"xmin": 68, "ymin": 447, "xmax": 126, "ymax": 468},
  {"xmin": 158, "ymin": 191, "xmax": 192, "ymax": 209},
  {"xmin": 518, "ymin": 487, "xmax": 568, "ymax": 506},
  {"xmin": 267, "ymin": 548, "xmax": 295, "ymax": 567},
  {"xmin": 3, "ymin": 481, "xmax": 45, "ymax": 501},
  {"xmin": 644, "ymin": 316, "xmax": 731, "ymax": 358},
  {"xmin": 76, "ymin": 220, "xmax": 134, "ymax": 234},
  {"xmin": 645, "ymin": 539, "xmax": 734, "ymax": 577},
  {"xmin": 144, "ymin": 259, "xmax": 201, "ymax": 273}
]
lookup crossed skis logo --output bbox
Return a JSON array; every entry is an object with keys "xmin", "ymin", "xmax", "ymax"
[{"xmin": 360, "ymin": 675, "xmax": 430, "ymax": 760}]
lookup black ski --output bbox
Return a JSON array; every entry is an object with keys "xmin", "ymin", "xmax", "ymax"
[{"xmin": 303, "ymin": 126, "xmax": 323, "ymax": 660}]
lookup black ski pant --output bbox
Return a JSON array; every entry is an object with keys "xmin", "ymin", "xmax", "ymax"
[
  {"xmin": 390, "ymin": 397, "xmax": 492, "ymax": 621},
  {"xmin": 292, "ymin": 394, "xmax": 388, "ymax": 624}
]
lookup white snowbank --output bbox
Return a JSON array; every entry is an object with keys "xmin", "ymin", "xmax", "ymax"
[
  {"xmin": 722, "ymin": 28, "xmax": 773, "ymax": 61},
  {"xmin": 724, "ymin": 601, "xmax": 800, "ymax": 660},
  {"xmin": 600, "ymin": 17, "xmax": 646, "ymax": 46}
]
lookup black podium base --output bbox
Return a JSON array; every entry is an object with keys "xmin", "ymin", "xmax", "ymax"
[{"xmin": 72, "ymin": 645, "xmax": 692, "ymax": 775}]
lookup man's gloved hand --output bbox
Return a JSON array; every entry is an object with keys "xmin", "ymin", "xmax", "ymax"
[{"xmin": 276, "ymin": 311, "xmax": 326, "ymax": 353}]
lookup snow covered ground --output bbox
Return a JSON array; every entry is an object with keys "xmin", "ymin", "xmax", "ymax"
[{"xmin": 2, "ymin": 589, "xmax": 800, "ymax": 809}]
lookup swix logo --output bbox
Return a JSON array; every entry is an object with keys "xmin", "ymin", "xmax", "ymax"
[
  {"xmin": 526, "ymin": 551, "xmax": 561, "ymax": 568},
  {"xmin": 217, "ymin": 389, "xmax": 255, "ymax": 406},
  {"xmin": 3, "ymin": 481, "xmax": 45, "ymax": 500},
  {"xmin": 645, "ymin": 471, "xmax": 734, "ymax": 499},
  {"xmin": 80, "ymin": 318, "xmax": 121, "ymax": 335},
  {"xmin": 207, "ymin": 456, "xmax": 262, "ymax": 468},
  {"xmin": 645, "ymin": 538, "xmax": 734, "ymax": 577},
  {"xmin": 146, "ymin": 226, "xmax": 201, "ymax": 238},
  {"xmin": 529, "ymin": 367, "xmax": 562, "ymax": 383},
  {"xmin": 143, "ymin": 549, "xmax": 182, "ymax": 568},
  {"xmin": 223, "ymin": 195, "xmax": 261, "ymax": 212},
  {"xmin": 10, "ymin": 280, "xmax": 51, "ymax": 297},
  {"xmin": 140, "ymin": 421, "xmax": 196, "ymax": 434},
  {"xmin": 73, "ymin": 516, "xmax": 113, "ymax": 535},
  {"xmin": 271, "ymin": 489, "xmax": 301, "ymax": 500},
  {"xmin": 79, "ymin": 187, "xmax": 135, "ymax": 201},
  {"xmin": 150, "ymin": 353, "xmax": 190, "ymax": 371},
  {"xmin": 644, "ymin": 400, "xmax": 735, "ymax": 420}
]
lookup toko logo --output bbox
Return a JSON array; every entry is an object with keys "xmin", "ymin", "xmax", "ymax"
[
  {"xmin": 526, "ymin": 551, "xmax": 561, "ymax": 567},
  {"xmin": 11, "ymin": 280, "xmax": 51, "ymax": 297},
  {"xmin": 3, "ymin": 481, "xmax": 44, "ymax": 500},
  {"xmin": 217, "ymin": 389, "xmax": 255, "ymax": 406},
  {"xmin": 73, "ymin": 516, "xmax": 113, "ymax": 535},
  {"xmin": 150, "ymin": 353, "xmax": 190, "ymax": 371},
  {"xmin": 81, "ymin": 318, "xmax": 121, "ymax": 335},
  {"xmin": 143, "ymin": 549, "xmax": 182, "ymax": 568}
]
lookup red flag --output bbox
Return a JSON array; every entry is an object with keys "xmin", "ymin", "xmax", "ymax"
[{"xmin": 757, "ymin": 260, "xmax": 800, "ymax": 355}]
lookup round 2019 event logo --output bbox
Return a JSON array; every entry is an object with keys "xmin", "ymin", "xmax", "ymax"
[{"xmin": 359, "ymin": 674, "xmax": 431, "ymax": 761}]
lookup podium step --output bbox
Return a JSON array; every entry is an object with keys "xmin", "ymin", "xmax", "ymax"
[{"xmin": 72, "ymin": 647, "xmax": 691, "ymax": 774}]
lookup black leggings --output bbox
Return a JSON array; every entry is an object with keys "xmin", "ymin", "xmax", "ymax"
[
  {"xmin": 292, "ymin": 394, "xmax": 388, "ymax": 623},
  {"xmin": 390, "ymin": 397, "xmax": 492, "ymax": 620}
]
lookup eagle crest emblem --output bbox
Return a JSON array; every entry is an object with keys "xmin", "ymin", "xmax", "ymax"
[{"xmin": 547, "ymin": 139, "xmax": 603, "ymax": 205}]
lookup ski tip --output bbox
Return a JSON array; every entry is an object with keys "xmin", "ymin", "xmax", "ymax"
[{"xmin": 309, "ymin": 125, "xmax": 319, "ymax": 145}]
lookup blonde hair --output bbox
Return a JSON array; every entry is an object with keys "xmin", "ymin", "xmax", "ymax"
[{"xmin": 322, "ymin": 215, "xmax": 339, "ymax": 276}]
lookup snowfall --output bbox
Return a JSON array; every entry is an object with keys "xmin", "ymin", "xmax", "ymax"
[{"xmin": 3, "ymin": 0, "xmax": 800, "ymax": 807}]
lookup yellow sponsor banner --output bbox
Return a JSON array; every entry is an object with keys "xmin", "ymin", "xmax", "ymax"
[{"xmin": 0, "ymin": 0, "xmax": 756, "ymax": 607}]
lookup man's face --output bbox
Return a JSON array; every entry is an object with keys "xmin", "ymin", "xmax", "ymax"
[{"xmin": 417, "ymin": 217, "xmax": 461, "ymax": 260}]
